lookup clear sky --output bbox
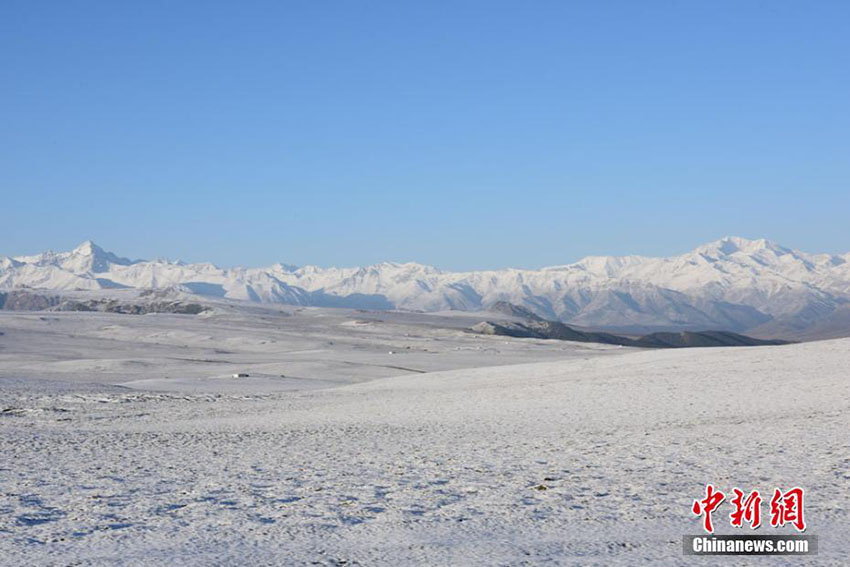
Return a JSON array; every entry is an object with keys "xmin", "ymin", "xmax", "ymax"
[{"xmin": 2, "ymin": 1, "xmax": 848, "ymax": 270}]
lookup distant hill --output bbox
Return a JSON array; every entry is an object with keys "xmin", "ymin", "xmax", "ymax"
[
  {"xmin": 632, "ymin": 330, "xmax": 787, "ymax": 348},
  {"xmin": 470, "ymin": 310, "xmax": 790, "ymax": 349},
  {"xmin": 486, "ymin": 300, "xmax": 544, "ymax": 321}
]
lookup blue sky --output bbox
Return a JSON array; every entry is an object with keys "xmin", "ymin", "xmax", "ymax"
[{"xmin": 2, "ymin": 1, "xmax": 848, "ymax": 270}]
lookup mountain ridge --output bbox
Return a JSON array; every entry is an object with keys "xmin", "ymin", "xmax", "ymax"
[{"xmin": 2, "ymin": 237, "xmax": 849, "ymax": 339}]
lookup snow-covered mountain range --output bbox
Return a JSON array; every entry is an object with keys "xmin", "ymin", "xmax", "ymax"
[{"xmin": 3, "ymin": 238, "xmax": 850, "ymax": 338}]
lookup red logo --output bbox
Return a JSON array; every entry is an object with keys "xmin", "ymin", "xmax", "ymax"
[
  {"xmin": 730, "ymin": 488, "xmax": 762, "ymax": 529},
  {"xmin": 770, "ymin": 487, "xmax": 806, "ymax": 532},
  {"xmin": 692, "ymin": 486, "xmax": 806, "ymax": 533},
  {"xmin": 692, "ymin": 484, "xmax": 725, "ymax": 533}
]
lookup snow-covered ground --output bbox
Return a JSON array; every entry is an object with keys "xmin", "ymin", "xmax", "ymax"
[
  {"xmin": 1, "ymin": 308, "xmax": 848, "ymax": 565},
  {"xmin": 0, "ymin": 307, "xmax": 624, "ymax": 392}
]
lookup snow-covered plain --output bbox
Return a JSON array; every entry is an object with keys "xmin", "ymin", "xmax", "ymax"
[{"xmin": 1, "ymin": 306, "xmax": 848, "ymax": 565}]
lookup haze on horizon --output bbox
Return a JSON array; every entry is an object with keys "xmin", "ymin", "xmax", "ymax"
[{"xmin": 2, "ymin": 2, "xmax": 848, "ymax": 270}]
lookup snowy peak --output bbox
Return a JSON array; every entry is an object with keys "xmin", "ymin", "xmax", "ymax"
[
  {"xmin": 13, "ymin": 240, "xmax": 135, "ymax": 273},
  {"xmin": 695, "ymin": 236, "xmax": 790, "ymax": 258},
  {"xmin": 72, "ymin": 240, "xmax": 101, "ymax": 255},
  {"xmin": 66, "ymin": 241, "xmax": 136, "ymax": 273},
  {"xmin": 69, "ymin": 240, "xmax": 134, "ymax": 264}
]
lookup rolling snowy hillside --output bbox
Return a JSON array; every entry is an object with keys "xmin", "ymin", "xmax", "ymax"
[
  {"xmin": 2, "ymin": 238, "xmax": 849, "ymax": 338},
  {"xmin": 2, "ymin": 327, "xmax": 848, "ymax": 565}
]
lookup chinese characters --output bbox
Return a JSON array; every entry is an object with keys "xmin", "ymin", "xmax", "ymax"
[{"xmin": 692, "ymin": 485, "xmax": 806, "ymax": 533}]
